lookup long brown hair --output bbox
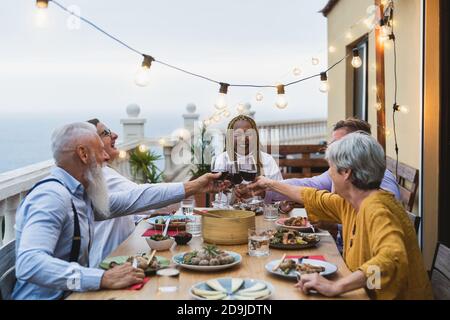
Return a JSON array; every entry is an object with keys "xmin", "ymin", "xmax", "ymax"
[{"xmin": 225, "ymin": 115, "xmax": 264, "ymax": 176}]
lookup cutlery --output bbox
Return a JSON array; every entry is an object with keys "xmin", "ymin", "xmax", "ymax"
[
  {"xmin": 272, "ymin": 253, "xmax": 287, "ymax": 272},
  {"xmin": 146, "ymin": 249, "xmax": 157, "ymax": 267},
  {"xmin": 162, "ymin": 216, "xmax": 171, "ymax": 236}
]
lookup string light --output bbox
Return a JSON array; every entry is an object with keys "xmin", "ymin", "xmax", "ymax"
[
  {"xmin": 351, "ymin": 48, "xmax": 363, "ymax": 68},
  {"xmin": 375, "ymin": 102, "xmax": 382, "ymax": 111},
  {"xmin": 236, "ymin": 103, "xmax": 245, "ymax": 114},
  {"xmin": 36, "ymin": 0, "xmax": 49, "ymax": 8},
  {"xmin": 312, "ymin": 57, "xmax": 320, "ymax": 66},
  {"xmin": 319, "ymin": 72, "xmax": 329, "ymax": 93},
  {"xmin": 329, "ymin": 46, "xmax": 336, "ymax": 53},
  {"xmin": 215, "ymin": 83, "xmax": 229, "ymax": 110},
  {"xmin": 393, "ymin": 104, "xmax": 409, "ymax": 115},
  {"xmin": 138, "ymin": 144, "xmax": 148, "ymax": 153},
  {"xmin": 158, "ymin": 138, "xmax": 167, "ymax": 146},
  {"xmin": 275, "ymin": 85, "xmax": 288, "ymax": 109},
  {"xmin": 118, "ymin": 150, "xmax": 127, "ymax": 159},
  {"xmin": 255, "ymin": 92, "xmax": 264, "ymax": 102},
  {"xmin": 135, "ymin": 54, "xmax": 154, "ymax": 87},
  {"xmin": 292, "ymin": 67, "xmax": 302, "ymax": 76}
]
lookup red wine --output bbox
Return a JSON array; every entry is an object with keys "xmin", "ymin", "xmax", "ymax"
[
  {"xmin": 230, "ymin": 173, "xmax": 243, "ymax": 185},
  {"xmin": 240, "ymin": 170, "xmax": 257, "ymax": 182},
  {"xmin": 212, "ymin": 170, "xmax": 228, "ymax": 181}
]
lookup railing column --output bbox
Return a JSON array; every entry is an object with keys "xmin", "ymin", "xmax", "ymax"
[
  {"xmin": 120, "ymin": 104, "xmax": 146, "ymax": 143},
  {"xmin": 3, "ymin": 194, "xmax": 21, "ymax": 243}
]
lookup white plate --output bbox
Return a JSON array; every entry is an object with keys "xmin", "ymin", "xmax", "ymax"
[
  {"xmin": 189, "ymin": 278, "xmax": 274, "ymax": 300},
  {"xmin": 265, "ymin": 258, "xmax": 338, "ymax": 279},
  {"xmin": 172, "ymin": 251, "xmax": 242, "ymax": 271}
]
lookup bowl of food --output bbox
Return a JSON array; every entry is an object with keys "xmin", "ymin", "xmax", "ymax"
[
  {"xmin": 145, "ymin": 234, "xmax": 175, "ymax": 251},
  {"xmin": 174, "ymin": 232, "xmax": 192, "ymax": 245}
]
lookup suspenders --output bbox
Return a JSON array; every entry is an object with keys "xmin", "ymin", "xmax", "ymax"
[{"xmin": 25, "ymin": 178, "xmax": 81, "ymax": 263}]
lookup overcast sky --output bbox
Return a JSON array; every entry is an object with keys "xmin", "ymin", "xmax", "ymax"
[{"xmin": 0, "ymin": 0, "xmax": 328, "ymax": 129}]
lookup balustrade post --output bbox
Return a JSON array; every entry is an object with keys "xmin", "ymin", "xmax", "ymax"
[{"xmin": 120, "ymin": 104, "xmax": 146, "ymax": 143}]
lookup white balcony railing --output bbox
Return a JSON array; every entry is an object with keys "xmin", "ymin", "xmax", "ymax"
[{"xmin": 0, "ymin": 103, "xmax": 327, "ymax": 246}]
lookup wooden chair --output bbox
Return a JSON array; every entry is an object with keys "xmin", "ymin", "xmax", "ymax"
[
  {"xmin": 266, "ymin": 145, "xmax": 328, "ymax": 179},
  {"xmin": 406, "ymin": 211, "xmax": 421, "ymax": 235},
  {"xmin": 386, "ymin": 156, "xmax": 419, "ymax": 212},
  {"xmin": 0, "ymin": 239, "xmax": 16, "ymax": 300},
  {"xmin": 430, "ymin": 242, "xmax": 450, "ymax": 300}
]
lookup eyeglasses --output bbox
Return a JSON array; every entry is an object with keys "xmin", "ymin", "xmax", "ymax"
[{"xmin": 100, "ymin": 128, "xmax": 112, "ymax": 138}]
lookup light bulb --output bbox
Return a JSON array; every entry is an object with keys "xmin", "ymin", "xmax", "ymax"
[
  {"xmin": 213, "ymin": 114, "xmax": 221, "ymax": 122},
  {"xmin": 329, "ymin": 46, "xmax": 336, "ymax": 53},
  {"xmin": 223, "ymin": 109, "xmax": 231, "ymax": 118},
  {"xmin": 381, "ymin": 25, "xmax": 392, "ymax": 38},
  {"xmin": 312, "ymin": 57, "xmax": 320, "ymax": 66},
  {"xmin": 255, "ymin": 92, "xmax": 264, "ymax": 102},
  {"xmin": 275, "ymin": 85, "xmax": 288, "ymax": 109},
  {"xmin": 293, "ymin": 67, "xmax": 302, "ymax": 76},
  {"xmin": 158, "ymin": 138, "xmax": 167, "ymax": 146},
  {"xmin": 35, "ymin": 8, "xmax": 48, "ymax": 28},
  {"xmin": 236, "ymin": 103, "xmax": 245, "ymax": 114},
  {"xmin": 351, "ymin": 49, "xmax": 363, "ymax": 68},
  {"xmin": 345, "ymin": 32, "xmax": 353, "ymax": 40},
  {"xmin": 204, "ymin": 119, "xmax": 211, "ymax": 127},
  {"xmin": 215, "ymin": 83, "xmax": 229, "ymax": 110},
  {"xmin": 319, "ymin": 72, "xmax": 329, "ymax": 93},
  {"xmin": 118, "ymin": 150, "xmax": 127, "ymax": 159},
  {"xmin": 138, "ymin": 144, "xmax": 147, "ymax": 153},
  {"xmin": 385, "ymin": 128, "xmax": 391, "ymax": 138},
  {"xmin": 375, "ymin": 103, "xmax": 382, "ymax": 111},
  {"xmin": 134, "ymin": 55, "xmax": 154, "ymax": 87},
  {"xmin": 399, "ymin": 105, "xmax": 409, "ymax": 114}
]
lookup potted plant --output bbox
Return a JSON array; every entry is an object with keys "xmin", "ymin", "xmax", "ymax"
[
  {"xmin": 129, "ymin": 147, "xmax": 164, "ymax": 184},
  {"xmin": 190, "ymin": 123, "xmax": 215, "ymax": 207}
]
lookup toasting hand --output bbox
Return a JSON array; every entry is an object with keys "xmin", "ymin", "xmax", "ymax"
[{"xmin": 184, "ymin": 173, "xmax": 231, "ymax": 197}]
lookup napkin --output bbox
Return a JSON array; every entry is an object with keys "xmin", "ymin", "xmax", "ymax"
[
  {"xmin": 128, "ymin": 277, "xmax": 150, "ymax": 290},
  {"xmin": 142, "ymin": 229, "xmax": 179, "ymax": 237},
  {"xmin": 286, "ymin": 255, "xmax": 326, "ymax": 261}
]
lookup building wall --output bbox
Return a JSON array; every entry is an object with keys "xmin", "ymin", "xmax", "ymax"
[{"xmin": 326, "ymin": 0, "xmax": 422, "ymax": 170}]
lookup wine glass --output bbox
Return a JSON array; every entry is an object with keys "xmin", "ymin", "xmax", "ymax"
[
  {"xmin": 211, "ymin": 159, "xmax": 228, "ymax": 206},
  {"xmin": 227, "ymin": 160, "xmax": 243, "ymax": 186},
  {"xmin": 238, "ymin": 156, "xmax": 258, "ymax": 200}
]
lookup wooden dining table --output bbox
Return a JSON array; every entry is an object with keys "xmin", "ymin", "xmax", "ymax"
[{"xmin": 68, "ymin": 207, "xmax": 368, "ymax": 300}]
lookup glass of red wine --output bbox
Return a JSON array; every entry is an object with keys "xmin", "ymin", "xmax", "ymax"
[
  {"xmin": 227, "ymin": 161, "xmax": 243, "ymax": 186},
  {"xmin": 239, "ymin": 156, "xmax": 258, "ymax": 183},
  {"xmin": 211, "ymin": 160, "xmax": 229, "ymax": 206}
]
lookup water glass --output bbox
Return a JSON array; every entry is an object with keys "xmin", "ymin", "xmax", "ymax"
[
  {"xmin": 180, "ymin": 199, "xmax": 195, "ymax": 215},
  {"xmin": 248, "ymin": 228, "xmax": 270, "ymax": 257},
  {"xmin": 185, "ymin": 215, "xmax": 202, "ymax": 237},
  {"xmin": 156, "ymin": 268, "xmax": 180, "ymax": 294},
  {"xmin": 263, "ymin": 204, "xmax": 279, "ymax": 221}
]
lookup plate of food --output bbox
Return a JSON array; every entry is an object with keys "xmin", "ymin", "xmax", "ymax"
[
  {"xmin": 265, "ymin": 258, "xmax": 337, "ymax": 280},
  {"xmin": 269, "ymin": 229, "xmax": 320, "ymax": 250},
  {"xmin": 172, "ymin": 245, "xmax": 241, "ymax": 271},
  {"xmin": 99, "ymin": 254, "xmax": 170, "ymax": 275},
  {"xmin": 146, "ymin": 215, "xmax": 187, "ymax": 231},
  {"xmin": 189, "ymin": 278, "xmax": 274, "ymax": 300},
  {"xmin": 275, "ymin": 217, "xmax": 314, "ymax": 232}
]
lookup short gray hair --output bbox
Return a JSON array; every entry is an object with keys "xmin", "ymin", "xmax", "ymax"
[
  {"xmin": 326, "ymin": 131, "xmax": 386, "ymax": 190},
  {"xmin": 51, "ymin": 122, "xmax": 98, "ymax": 165}
]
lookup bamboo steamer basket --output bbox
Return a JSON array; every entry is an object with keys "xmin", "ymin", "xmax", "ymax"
[{"xmin": 202, "ymin": 210, "xmax": 256, "ymax": 245}]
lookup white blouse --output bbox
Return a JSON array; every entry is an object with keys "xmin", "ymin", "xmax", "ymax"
[{"xmin": 212, "ymin": 151, "xmax": 283, "ymax": 181}]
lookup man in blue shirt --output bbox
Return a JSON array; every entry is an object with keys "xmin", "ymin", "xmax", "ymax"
[{"xmin": 13, "ymin": 122, "xmax": 225, "ymax": 299}]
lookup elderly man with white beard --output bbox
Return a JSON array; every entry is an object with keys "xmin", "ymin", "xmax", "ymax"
[
  {"xmin": 12, "ymin": 122, "xmax": 226, "ymax": 300},
  {"xmin": 86, "ymin": 119, "xmax": 195, "ymax": 267}
]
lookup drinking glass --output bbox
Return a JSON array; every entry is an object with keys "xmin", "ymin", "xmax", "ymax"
[
  {"xmin": 263, "ymin": 204, "xmax": 279, "ymax": 221},
  {"xmin": 156, "ymin": 268, "xmax": 180, "ymax": 294},
  {"xmin": 248, "ymin": 228, "xmax": 270, "ymax": 257},
  {"xmin": 180, "ymin": 199, "xmax": 195, "ymax": 215},
  {"xmin": 185, "ymin": 215, "xmax": 202, "ymax": 237}
]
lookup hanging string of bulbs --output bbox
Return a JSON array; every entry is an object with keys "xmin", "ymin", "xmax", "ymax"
[
  {"xmin": 35, "ymin": 0, "xmax": 404, "ymax": 139},
  {"xmin": 34, "ymin": 0, "xmax": 370, "ymax": 116}
]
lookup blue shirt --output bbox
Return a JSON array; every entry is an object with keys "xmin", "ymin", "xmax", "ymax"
[
  {"xmin": 12, "ymin": 167, "xmax": 185, "ymax": 300},
  {"xmin": 89, "ymin": 166, "xmax": 185, "ymax": 267}
]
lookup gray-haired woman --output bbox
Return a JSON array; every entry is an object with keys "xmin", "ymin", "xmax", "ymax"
[{"xmin": 249, "ymin": 132, "xmax": 432, "ymax": 300}]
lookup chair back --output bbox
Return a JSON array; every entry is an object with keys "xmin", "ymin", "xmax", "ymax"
[
  {"xmin": 386, "ymin": 156, "xmax": 419, "ymax": 212},
  {"xmin": 0, "ymin": 240, "xmax": 16, "ymax": 300},
  {"xmin": 430, "ymin": 242, "xmax": 450, "ymax": 300},
  {"xmin": 406, "ymin": 211, "xmax": 421, "ymax": 235}
]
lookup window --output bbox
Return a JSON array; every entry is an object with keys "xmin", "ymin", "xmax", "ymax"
[{"xmin": 352, "ymin": 38, "xmax": 368, "ymax": 121}]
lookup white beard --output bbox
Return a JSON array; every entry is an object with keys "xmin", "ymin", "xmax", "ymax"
[{"xmin": 85, "ymin": 161, "xmax": 110, "ymax": 219}]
